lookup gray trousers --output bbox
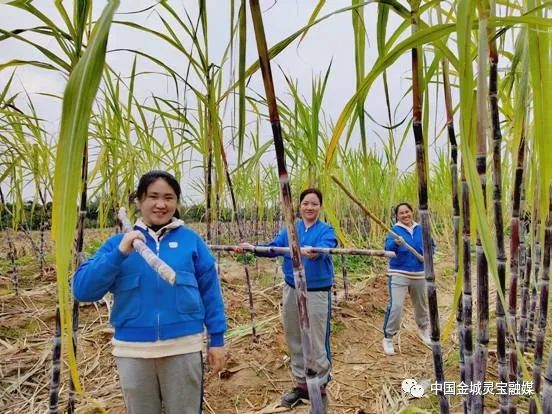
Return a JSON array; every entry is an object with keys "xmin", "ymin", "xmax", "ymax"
[
  {"xmin": 282, "ymin": 284, "xmax": 332, "ymax": 386},
  {"xmin": 115, "ymin": 352, "xmax": 203, "ymax": 414},
  {"xmin": 383, "ymin": 275, "xmax": 429, "ymax": 338}
]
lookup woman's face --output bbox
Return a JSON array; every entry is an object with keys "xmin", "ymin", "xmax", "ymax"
[
  {"xmin": 397, "ymin": 204, "xmax": 413, "ymax": 226},
  {"xmin": 300, "ymin": 193, "xmax": 321, "ymax": 223},
  {"xmin": 137, "ymin": 178, "xmax": 178, "ymax": 226}
]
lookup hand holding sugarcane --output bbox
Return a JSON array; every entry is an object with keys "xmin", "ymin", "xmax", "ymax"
[
  {"xmin": 117, "ymin": 207, "xmax": 176, "ymax": 285},
  {"xmin": 118, "ymin": 231, "xmax": 146, "ymax": 254}
]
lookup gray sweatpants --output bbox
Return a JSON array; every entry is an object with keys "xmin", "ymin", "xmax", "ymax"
[
  {"xmin": 383, "ymin": 275, "xmax": 429, "ymax": 338},
  {"xmin": 282, "ymin": 284, "xmax": 332, "ymax": 386},
  {"xmin": 115, "ymin": 351, "xmax": 203, "ymax": 414}
]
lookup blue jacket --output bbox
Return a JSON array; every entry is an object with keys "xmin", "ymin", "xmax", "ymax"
[
  {"xmin": 261, "ymin": 219, "xmax": 337, "ymax": 290},
  {"xmin": 73, "ymin": 220, "xmax": 227, "ymax": 347},
  {"xmin": 384, "ymin": 222, "xmax": 434, "ymax": 273}
]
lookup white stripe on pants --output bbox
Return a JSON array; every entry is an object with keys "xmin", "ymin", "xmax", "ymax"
[
  {"xmin": 282, "ymin": 284, "xmax": 332, "ymax": 386},
  {"xmin": 116, "ymin": 351, "xmax": 203, "ymax": 414},
  {"xmin": 383, "ymin": 275, "xmax": 429, "ymax": 338}
]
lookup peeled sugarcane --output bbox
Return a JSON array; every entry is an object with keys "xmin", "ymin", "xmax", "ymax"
[
  {"xmin": 330, "ymin": 175, "xmax": 423, "ymax": 261},
  {"xmin": 489, "ymin": 18, "xmax": 509, "ymax": 412},
  {"xmin": 209, "ymin": 244, "xmax": 396, "ymax": 257},
  {"xmin": 410, "ymin": 6, "xmax": 448, "ymax": 411},
  {"xmin": 508, "ymin": 136, "xmax": 525, "ymax": 388},
  {"xmin": 529, "ymin": 185, "xmax": 552, "ymax": 414},
  {"xmin": 117, "ymin": 207, "xmax": 176, "ymax": 285},
  {"xmin": 249, "ymin": 1, "xmax": 324, "ymax": 410}
]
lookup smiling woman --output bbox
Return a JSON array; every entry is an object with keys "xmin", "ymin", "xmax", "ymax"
[
  {"xmin": 72, "ymin": 170, "xmax": 227, "ymax": 414},
  {"xmin": 239, "ymin": 188, "xmax": 337, "ymax": 409}
]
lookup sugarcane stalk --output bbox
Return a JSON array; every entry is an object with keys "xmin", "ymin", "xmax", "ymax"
[
  {"xmin": 249, "ymin": 1, "xmax": 324, "ymax": 410},
  {"xmin": 330, "ymin": 175, "xmax": 423, "ymax": 261},
  {"xmin": 461, "ymin": 168, "xmax": 474, "ymax": 412},
  {"xmin": 442, "ymin": 53, "xmax": 466, "ymax": 414},
  {"xmin": 542, "ymin": 346, "xmax": 552, "ymax": 411},
  {"xmin": 411, "ymin": 5, "xmax": 448, "ymax": 411},
  {"xmin": 209, "ymin": 244, "xmax": 396, "ymax": 257},
  {"xmin": 519, "ymin": 223, "xmax": 532, "ymax": 354},
  {"xmin": 117, "ymin": 207, "xmax": 176, "ymax": 285},
  {"xmin": 68, "ymin": 144, "xmax": 88, "ymax": 414},
  {"xmin": 48, "ymin": 307, "xmax": 62, "ymax": 414},
  {"xmin": 528, "ymin": 219, "xmax": 541, "ymax": 350},
  {"xmin": 509, "ymin": 136, "xmax": 525, "ymax": 387},
  {"xmin": 489, "ymin": 17, "xmax": 508, "ymax": 412},
  {"xmin": 341, "ymin": 254, "xmax": 349, "ymax": 301},
  {"xmin": 529, "ymin": 185, "xmax": 552, "ymax": 414},
  {"xmin": 219, "ymin": 137, "xmax": 257, "ymax": 339},
  {"xmin": 0, "ymin": 187, "xmax": 18, "ymax": 294},
  {"xmin": 474, "ymin": 11, "xmax": 490, "ymax": 412}
]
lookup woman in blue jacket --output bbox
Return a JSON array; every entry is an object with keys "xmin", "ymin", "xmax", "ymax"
[
  {"xmin": 241, "ymin": 188, "xmax": 337, "ymax": 408},
  {"xmin": 73, "ymin": 171, "xmax": 226, "ymax": 414},
  {"xmin": 382, "ymin": 202, "xmax": 432, "ymax": 356}
]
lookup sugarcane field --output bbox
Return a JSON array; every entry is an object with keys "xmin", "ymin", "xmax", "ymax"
[{"xmin": 0, "ymin": 1, "xmax": 551, "ymax": 414}]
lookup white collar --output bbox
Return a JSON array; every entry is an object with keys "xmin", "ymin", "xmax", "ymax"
[
  {"xmin": 135, "ymin": 218, "xmax": 184, "ymax": 239},
  {"xmin": 395, "ymin": 221, "xmax": 419, "ymax": 234}
]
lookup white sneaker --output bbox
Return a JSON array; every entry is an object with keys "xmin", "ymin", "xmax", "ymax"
[
  {"xmin": 418, "ymin": 327, "xmax": 432, "ymax": 347},
  {"xmin": 383, "ymin": 337, "xmax": 395, "ymax": 355}
]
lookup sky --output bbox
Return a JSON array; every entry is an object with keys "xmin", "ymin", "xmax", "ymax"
[{"xmin": 0, "ymin": 0, "xmax": 449, "ymax": 201}]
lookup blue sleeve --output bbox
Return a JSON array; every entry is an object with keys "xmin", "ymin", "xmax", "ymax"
[
  {"xmin": 256, "ymin": 228, "xmax": 287, "ymax": 258},
  {"xmin": 384, "ymin": 232, "xmax": 398, "ymax": 251},
  {"xmin": 312, "ymin": 226, "xmax": 338, "ymax": 259},
  {"xmin": 72, "ymin": 236, "xmax": 127, "ymax": 302},
  {"xmin": 194, "ymin": 236, "xmax": 227, "ymax": 347}
]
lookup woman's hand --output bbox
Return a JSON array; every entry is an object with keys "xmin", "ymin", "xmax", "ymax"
[
  {"xmin": 118, "ymin": 230, "xmax": 145, "ymax": 255},
  {"xmin": 208, "ymin": 346, "xmax": 226, "ymax": 374},
  {"xmin": 301, "ymin": 246, "xmax": 319, "ymax": 260},
  {"xmin": 236, "ymin": 242, "xmax": 254, "ymax": 253}
]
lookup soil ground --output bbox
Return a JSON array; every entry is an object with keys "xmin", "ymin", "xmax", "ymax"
[{"xmin": 0, "ymin": 229, "xmax": 538, "ymax": 413}]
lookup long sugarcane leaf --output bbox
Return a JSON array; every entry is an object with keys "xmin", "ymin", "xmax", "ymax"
[
  {"xmin": 326, "ymin": 23, "xmax": 456, "ymax": 168},
  {"xmin": 52, "ymin": 0, "xmax": 119, "ymax": 398},
  {"xmin": 298, "ymin": 0, "xmax": 326, "ymax": 44}
]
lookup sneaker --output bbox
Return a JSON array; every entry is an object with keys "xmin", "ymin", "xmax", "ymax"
[
  {"xmin": 418, "ymin": 327, "xmax": 432, "ymax": 347},
  {"xmin": 383, "ymin": 337, "xmax": 395, "ymax": 355},
  {"xmin": 280, "ymin": 385, "xmax": 309, "ymax": 408}
]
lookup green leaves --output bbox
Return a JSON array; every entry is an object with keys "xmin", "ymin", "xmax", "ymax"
[{"xmin": 52, "ymin": 0, "xmax": 119, "ymax": 398}]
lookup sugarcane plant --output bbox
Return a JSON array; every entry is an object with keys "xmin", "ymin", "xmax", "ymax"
[{"xmin": 249, "ymin": 0, "xmax": 325, "ymax": 411}]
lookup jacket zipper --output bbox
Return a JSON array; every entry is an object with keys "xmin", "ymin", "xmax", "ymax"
[{"xmin": 155, "ymin": 237, "xmax": 161, "ymax": 340}]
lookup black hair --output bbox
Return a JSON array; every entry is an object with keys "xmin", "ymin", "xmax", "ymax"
[
  {"xmin": 394, "ymin": 202, "xmax": 414, "ymax": 218},
  {"xmin": 130, "ymin": 170, "xmax": 181, "ymax": 219},
  {"xmin": 299, "ymin": 188, "xmax": 323, "ymax": 206}
]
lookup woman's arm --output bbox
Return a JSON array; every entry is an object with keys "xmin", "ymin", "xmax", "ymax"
[
  {"xmin": 194, "ymin": 237, "xmax": 227, "ymax": 348},
  {"xmin": 72, "ymin": 236, "xmax": 126, "ymax": 302}
]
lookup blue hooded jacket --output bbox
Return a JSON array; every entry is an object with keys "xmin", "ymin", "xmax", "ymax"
[
  {"xmin": 73, "ymin": 220, "xmax": 227, "ymax": 347},
  {"xmin": 260, "ymin": 219, "xmax": 337, "ymax": 290},
  {"xmin": 384, "ymin": 222, "xmax": 435, "ymax": 273}
]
